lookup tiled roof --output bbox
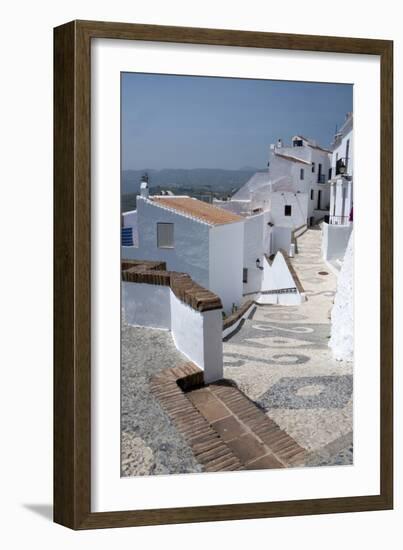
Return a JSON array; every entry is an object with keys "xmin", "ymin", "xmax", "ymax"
[
  {"xmin": 151, "ymin": 196, "xmax": 243, "ymax": 226},
  {"xmin": 274, "ymin": 153, "xmax": 311, "ymax": 165}
]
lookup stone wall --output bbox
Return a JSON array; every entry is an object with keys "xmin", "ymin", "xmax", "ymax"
[{"xmin": 329, "ymin": 232, "xmax": 354, "ymax": 361}]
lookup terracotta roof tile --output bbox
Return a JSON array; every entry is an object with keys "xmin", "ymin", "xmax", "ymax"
[{"xmin": 151, "ymin": 196, "xmax": 243, "ymax": 226}]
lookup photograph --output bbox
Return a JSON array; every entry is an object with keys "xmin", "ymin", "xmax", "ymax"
[{"xmin": 120, "ymin": 73, "xmax": 354, "ymax": 476}]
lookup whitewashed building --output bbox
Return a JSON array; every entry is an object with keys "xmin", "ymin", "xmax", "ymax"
[
  {"xmin": 322, "ymin": 113, "xmax": 353, "ymax": 269},
  {"xmin": 267, "ymin": 135, "xmax": 332, "ymax": 224},
  {"xmin": 122, "ymin": 191, "xmax": 245, "ymax": 313},
  {"xmin": 122, "ymin": 179, "xmax": 306, "ymax": 313},
  {"xmin": 213, "ymin": 133, "xmax": 331, "ymax": 265}
]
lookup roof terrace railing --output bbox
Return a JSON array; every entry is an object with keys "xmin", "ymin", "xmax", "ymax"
[{"xmin": 329, "ymin": 215, "xmax": 350, "ymax": 225}]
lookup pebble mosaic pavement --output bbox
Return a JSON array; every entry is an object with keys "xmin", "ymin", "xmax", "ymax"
[
  {"xmin": 223, "ymin": 228, "xmax": 353, "ymax": 465},
  {"xmin": 121, "ymin": 227, "xmax": 353, "ymax": 475}
]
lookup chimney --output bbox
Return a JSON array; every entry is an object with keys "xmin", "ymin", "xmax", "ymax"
[{"xmin": 140, "ymin": 173, "xmax": 149, "ymax": 199}]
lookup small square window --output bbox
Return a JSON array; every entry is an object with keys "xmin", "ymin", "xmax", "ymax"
[
  {"xmin": 284, "ymin": 205, "xmax": 292, "ymax": 216},
  {"xmin": 243, "ymin": 268, "xmax": 248, "ymax": 283},
  {"xmin": 300, "ymin": 168, "xmax": 304, "ymax": 180},
  {"xmin": 157, "ymin": 223, "xmax": 174, "ymax": 248}
]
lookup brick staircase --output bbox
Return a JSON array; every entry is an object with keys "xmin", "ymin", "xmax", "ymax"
[{"xmin": 150, "ymin": 363, "xmax": 306, "ymax": 472}]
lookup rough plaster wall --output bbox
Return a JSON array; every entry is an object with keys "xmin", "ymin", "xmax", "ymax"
[{"xmin": 329, "ymin": 231, "xmax": 354, "ymax": 361}]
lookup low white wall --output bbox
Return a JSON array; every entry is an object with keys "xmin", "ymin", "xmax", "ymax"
[
  {"xmin": 202, "ymin": 309, "xmax": 224, "ymax": 383},
  {"xmin": 329, "ymin": 232, "xmax": 354, "ymax": 361},
  {"xmin": 257, "ymin": 292, "xmax": 303, "ymax": 305},
  {"xmin": 123, "ymin": 281, "xmax": 223, "ymax": 382},
  {"xmin": 272, "ymin": 226, "xmax": 292, "ymax": 254},
  {"xmin": 170, "ymin": 292, "xmax": 205, "ymax": 372},
  {"xmin": 257, "ymin": 254, "xmax": 304, "ymax": 305},
  {"xmin": 222, "ymin": 302, "xmax": 256, "ymax": 340},
  {"xmin": 122, "ymin": 282, "xmax": 171, "ymax": 329},
  {"xmin": 322, "ymin": 222, "xmax": 353, "ymax": 262},
  {"xmin": 170, "ymin": 292, "xmax": 223, "ymax": 383},
  {"xmin": 262, "ymin": 253, "xmax": 296, "ymax": 291}
]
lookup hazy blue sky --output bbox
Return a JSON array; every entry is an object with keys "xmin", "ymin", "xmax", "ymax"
[{"xmin": 122, "ymin": 73, "xmax": 352, "ymax": 171}]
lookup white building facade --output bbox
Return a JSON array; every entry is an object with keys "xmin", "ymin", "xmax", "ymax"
[
  {"xmin": 122, "ymin": 189, "xmax": 303, "ymax": 312},
  {"xmin": 268, "ymin": 135, "xmax": 332, "ymax": 224},
  {"xmin": 122, "ymin": 194, "xmax": 245, "ymax": 313},
  {"xmin": 322, "ymin": 113, "xmax": 353, "ymax": 268}
]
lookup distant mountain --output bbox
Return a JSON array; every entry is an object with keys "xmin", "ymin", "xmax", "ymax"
[{"xmin": 121, "ymin": 168, "xmax": 264, "ymax": 196}]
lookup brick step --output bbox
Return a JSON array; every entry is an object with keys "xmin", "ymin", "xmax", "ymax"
[{"xmin": 151, "ymin": 363, "xmax": 306, "ymax": 472}]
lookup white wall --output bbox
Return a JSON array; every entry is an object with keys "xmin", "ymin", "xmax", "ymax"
[
  {"xmin": 272, "ymin": 226, "xmax": 292, "ymax": 253},
  {"xmin": 202, "ymin": 309, "xmax": 224, "ymax": 383},
  {"xmin": 170, "ymin": 292, "xmax": 205, "ymax": 371},
  {"xmin": 123, "ymin": 281, "xmax": 223, "ymax": 382},
  {"xmin": 123, "ymin": 197, "xmax": 211, "ymax": 289},
  {"xmin": 243, "ymin": 213, "xmax": 265, "ymax": 294},
  {"xmin": 329, "ymin": 232, "xmax": 354, "ymax": 361},
  {"xmin": 209, "ymin": 221, "xmax": 244, "ymax": 312},
  {"xmin": 122, "ymin": 282, "xmax": 171, "ymax": 329},
  {"xmin": 261, "ymin": 252, "xmax": 297, "ymax": 292},
  {"xmin": 269, "ymin": 191, "xmax": 308, "ymax": 228},
  {"xmin": 322, "ymin": 222, "xmax": 353, "ymax": 262},
  {"xmin": 171, "ymin": 293, "xmax": 223, "ymax": 383},
  {"xmin": 257, "ymin": 253, "xmax": 304, "ymax": 305},
  {"xmin": 122, "ymin": 210, "xmax": 137, "ymax": 227}
]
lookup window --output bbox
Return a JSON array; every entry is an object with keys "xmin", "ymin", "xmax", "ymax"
[
  {"xmin": 300, "ymin": 168, "xmax": 304, "ymax": 180},
  {"xmin": 311, "ymin": 162, "xmax": 315, "ymax": 173},
  {"xmin": 284, "ymin": 205, "xmax": 292, "ymax": 216},
  {"xmin": 121, "ymin": 226, "xmax": 133, "ymax": 246},
  {"xmin": 157, "ymin": 222, "xmax": 174, "ymax": 248},
  {"xmin": 293, "ymin": 139, "xmax": 303, "ymax": 147},
  {"xmin": 310, "ymin": 189, "xmax": 314, "ymax": 200},
  {"xmin": 243, "ymin": 268, "xmax": 248, "ymax": 283}
]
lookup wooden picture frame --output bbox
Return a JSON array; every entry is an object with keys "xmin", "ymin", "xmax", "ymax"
[{"xmin": 54, "ymin": 20, "xmax": 393, "ymax": 529}]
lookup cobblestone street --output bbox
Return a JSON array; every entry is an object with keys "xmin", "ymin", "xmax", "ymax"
[{"xmin": 223, "ymin": 228, "xmax": 353, "ymax": 465}]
